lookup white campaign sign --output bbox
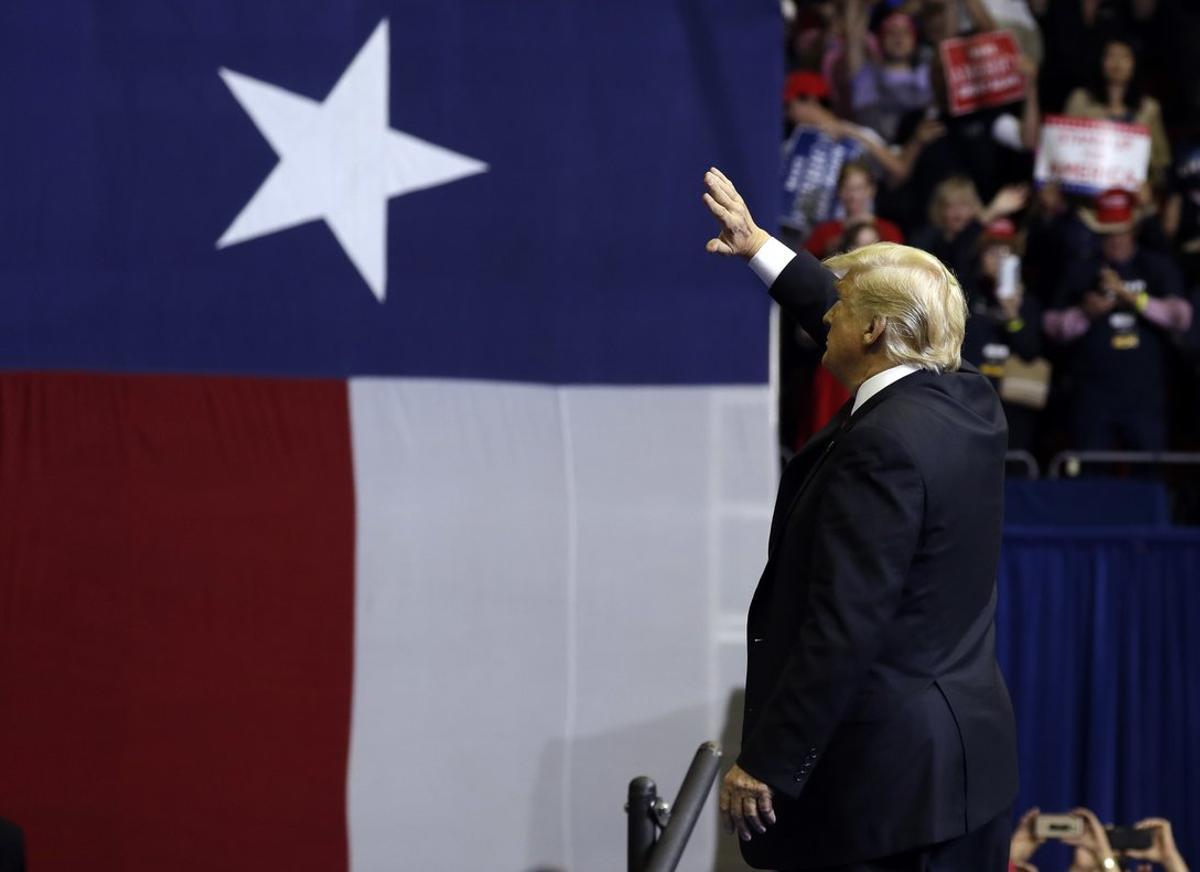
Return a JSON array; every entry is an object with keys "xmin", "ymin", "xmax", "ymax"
[{"xmin": 1034, "ymin": 115, "xmax": 1151, "ymax": 195}]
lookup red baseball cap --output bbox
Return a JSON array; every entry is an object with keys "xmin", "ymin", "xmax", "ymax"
[
  {"xmin": 1079, "ymin": 188, "xmax": 1138, "ymax": 234},
  {"xmin": 783, "ymin": 70, "xmax": 830, "ymax": 102},
  {"xmin": 982, "ymin": 218, "xmax": 1017, "ymax": 241}
]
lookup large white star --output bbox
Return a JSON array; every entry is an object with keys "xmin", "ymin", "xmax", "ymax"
[{"xmin": 217, "ymin": 20, "xmax": 488, "ymax": 302}]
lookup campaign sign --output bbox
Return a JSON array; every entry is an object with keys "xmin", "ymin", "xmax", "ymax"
[
  {"xmin": 1034, "ymin": 115, "xmax": 1151, "ymax": 194},
  {"xmin": 939, "ymin": 30, "xmax": 1025, "ymax": 116},
  {"xmin": 779, "ymin": 127, "xmax": 865, "ymax": 235}
]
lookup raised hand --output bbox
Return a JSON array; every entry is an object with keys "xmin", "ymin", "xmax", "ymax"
[
  {"xmin": 984, "ymin": 184, "xmax": 1031, "ymax": 222},
  {"xmin": 703, "ymin": 167, "xmax": 770, "ymax": 259}
]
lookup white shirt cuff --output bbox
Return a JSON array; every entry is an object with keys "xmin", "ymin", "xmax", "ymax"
[{"xmin": 748, "ymin": 237, "xmax": 797, "ymax": 288}]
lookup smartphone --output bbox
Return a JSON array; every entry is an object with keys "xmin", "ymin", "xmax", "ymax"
[
  {"xmin": 1106, "ymin": 825, "xmax": 1154, "ymax": 851},
  {"xmin": 996, "ymin": 253, "xmax": 1021, "ymax": 300},
  {"xmin": 1035, "ymin": 813, "xmax": 1084, "ymax": 839}
]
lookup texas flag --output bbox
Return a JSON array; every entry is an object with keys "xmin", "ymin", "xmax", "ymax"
[{"xmin": 0, "ymin": 3, "xmax": 779, "ymax": 870}]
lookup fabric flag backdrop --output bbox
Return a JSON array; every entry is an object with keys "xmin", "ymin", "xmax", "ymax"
[{"xmin": 0, "ymin": 2, "xmax": 781, "ymax": 870}]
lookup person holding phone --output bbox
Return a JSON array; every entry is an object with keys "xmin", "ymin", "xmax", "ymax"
[{"xmin": 1008, "ymin": 807, "xmax": 1190, "ymax": 872}]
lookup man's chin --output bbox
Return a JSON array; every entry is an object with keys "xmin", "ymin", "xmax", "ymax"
[{"xmin": 821, "ymin": 352, "xmax": 837, "ymax": 379}]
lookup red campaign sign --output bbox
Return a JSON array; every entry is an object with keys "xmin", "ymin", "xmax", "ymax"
[{"xmin": 939, "ymin": 31, "xmax": 1026, "ymax": 117}]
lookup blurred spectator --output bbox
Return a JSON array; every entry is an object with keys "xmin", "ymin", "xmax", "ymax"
[
  {"xmin": 786, "ymin": 1, "xmax": 840, "ymax": 72},
  {"xmin": 839, "ymin": 216, "xmax": 884, "ymax": 251},
  {"xmin": 1063, "ymin": 37, "xmax": 1171, "ymax": 187},
  {"xmin": 839, "ymin": 1, "xmax": 934, "ymax": 142},
  {"xmin": 1023, "ymin": 181, "xmax": 1076, "ymax": 307},
  {"xmin": 1044, "ymin": 188, "xmax": 1192, "ymax": 451},
  {"xmin": 909, "ymin": 175, "xmax": 1029, "ymax": 279},
  {"xmin": 785, "ymin": 0, "xmax": 860, "ymax": 113},
  {"xmin": 1009, "ymin": 806, "xmax": 1189, "ymax": 872},
  {"xmin": 1163, "ymin": 133, "xmax": 1200, "ymax": 284},
  {"xmin": 977, "ymin": 0, "xmax": 1044, "ymax": 62},
  {"xmin": 804, "ymin": 159, "xmax": 905, "ymax": 258},
  {"xmin": 1031, "ymin": 0, "xmax": 1150, "ymax": 113},
  {"xmin": 961, "ymin": 218, "xmax": 1043, "ymax": 450},
  {"xmin": 780, "ymin": 71, "xmax": 909, "ymax": 240}
]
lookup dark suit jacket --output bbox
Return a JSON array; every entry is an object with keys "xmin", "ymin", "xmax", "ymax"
[{"xmin": 737, "ymin": 250, "xmax": 1019, "ymax": 870}]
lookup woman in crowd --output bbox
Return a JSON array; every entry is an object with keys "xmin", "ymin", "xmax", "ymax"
[
  {"xmin": 1064, "ymin": 37, "xmax": 1171, "ymax": 187},
  {"xmin": 839, "ymin": 0, "xmax": 933, "ymax": 143},
  {"xmin": 804, "ymin": 159, "xmax": 904, "ymax": 258},
  {"xmin": 909, "ymin": 175, "xmax": 1029, "ymax": 279}
]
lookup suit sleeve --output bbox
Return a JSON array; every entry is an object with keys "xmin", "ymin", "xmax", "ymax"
[
  {"xmin": 768, "ymin": 249, "xmax": 838, "ymax": 351},
  {"xmin": 737, "ymin": 424, "xmax": 924, "ymax": 799}
]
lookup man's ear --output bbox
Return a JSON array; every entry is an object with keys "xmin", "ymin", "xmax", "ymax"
[{"xmin": 863, "ymin": 315, "xmax": 887, "ymax": 347}]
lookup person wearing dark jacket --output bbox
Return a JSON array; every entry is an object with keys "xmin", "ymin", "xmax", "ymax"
[
  {"xmin": 702, "ymin": 167, "xmax": 1018, "ymax": 871},
  {"xmin": 1045, "ymin": 189, "xmax": 1193, "ymax": 451}
]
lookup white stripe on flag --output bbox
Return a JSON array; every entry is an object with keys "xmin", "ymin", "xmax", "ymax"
[{"xmin": 347, "ymin": 380, "xmax": 774, "ymax": 872}]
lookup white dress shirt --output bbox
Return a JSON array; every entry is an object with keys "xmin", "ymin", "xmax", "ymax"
[
  {"xmin": 851, "ymin": 365, "xmax": 918, "ymax": 415},
  {"xmin": 748, "ymin": 237, "xmax": 919, "ymax": 416}
]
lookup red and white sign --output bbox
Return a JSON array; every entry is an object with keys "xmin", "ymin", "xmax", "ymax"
[
  {"xmin": 939, "ymin": 30, "xmax": 1026, "ymax": 116},
  {"xmin": 1034, "ymin": 115, "xmax": 1151, "ymax": 194}
]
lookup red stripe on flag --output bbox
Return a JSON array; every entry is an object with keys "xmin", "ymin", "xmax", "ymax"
[{"xmin": 0, "ymin": 372, "xmax": 354, "ymax": 872}]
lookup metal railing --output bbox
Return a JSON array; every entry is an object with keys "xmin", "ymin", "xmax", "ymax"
[
  {"xmin": 626, "ymin": 741, "xmax": 722, "ymax": 872},
  {"xmin": 1048, "ymin": 450, "xmax": 1200, "ymax": 479},
  {"xmin": 1005, "ymin": 450, "xmax": 1039, "ymax": 479}
]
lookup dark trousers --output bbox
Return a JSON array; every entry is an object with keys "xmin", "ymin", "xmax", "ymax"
[{"xmin": 800, "ymin": 806, "xmax": 1011, "ymax": 872}]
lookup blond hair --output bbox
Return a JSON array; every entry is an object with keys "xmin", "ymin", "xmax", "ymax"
[
  {"xmin": 823, "ymin": 242, "xmax": 967, "ymax": 372},
  {"xmin": 929, "ymin": 175, "xmax": 981, "ymax": 229}
]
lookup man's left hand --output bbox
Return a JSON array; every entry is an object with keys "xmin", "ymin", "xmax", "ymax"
[
  {"xmin": 702, "ymin": 168, "xmax": 769, "ymax": 260},
  {"xmin": 719, "ymin": 764, "xmax": 776, "ymax": 842}
]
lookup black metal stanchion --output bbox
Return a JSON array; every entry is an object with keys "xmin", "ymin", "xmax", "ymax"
[
  {"xmin": 627, "ymin": 776, "xmax": 658, "ymax": 872},
  {"xmin": 625, "ymin": 741, "xmax": 722, "ymax": 872},
  {"xmin": 644, "ymin": 742, "xmax": 721, "ymax": 872}
]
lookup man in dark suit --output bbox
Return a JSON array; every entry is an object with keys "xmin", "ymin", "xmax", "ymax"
[{"xmin": 702, "ymin": 167, "xmax": 1018, "ymax": 871}]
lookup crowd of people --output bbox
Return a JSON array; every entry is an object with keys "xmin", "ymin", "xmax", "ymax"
[{"xmin": 777, "ymin": 0, "xmax": 1200, "ymax": 462}]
